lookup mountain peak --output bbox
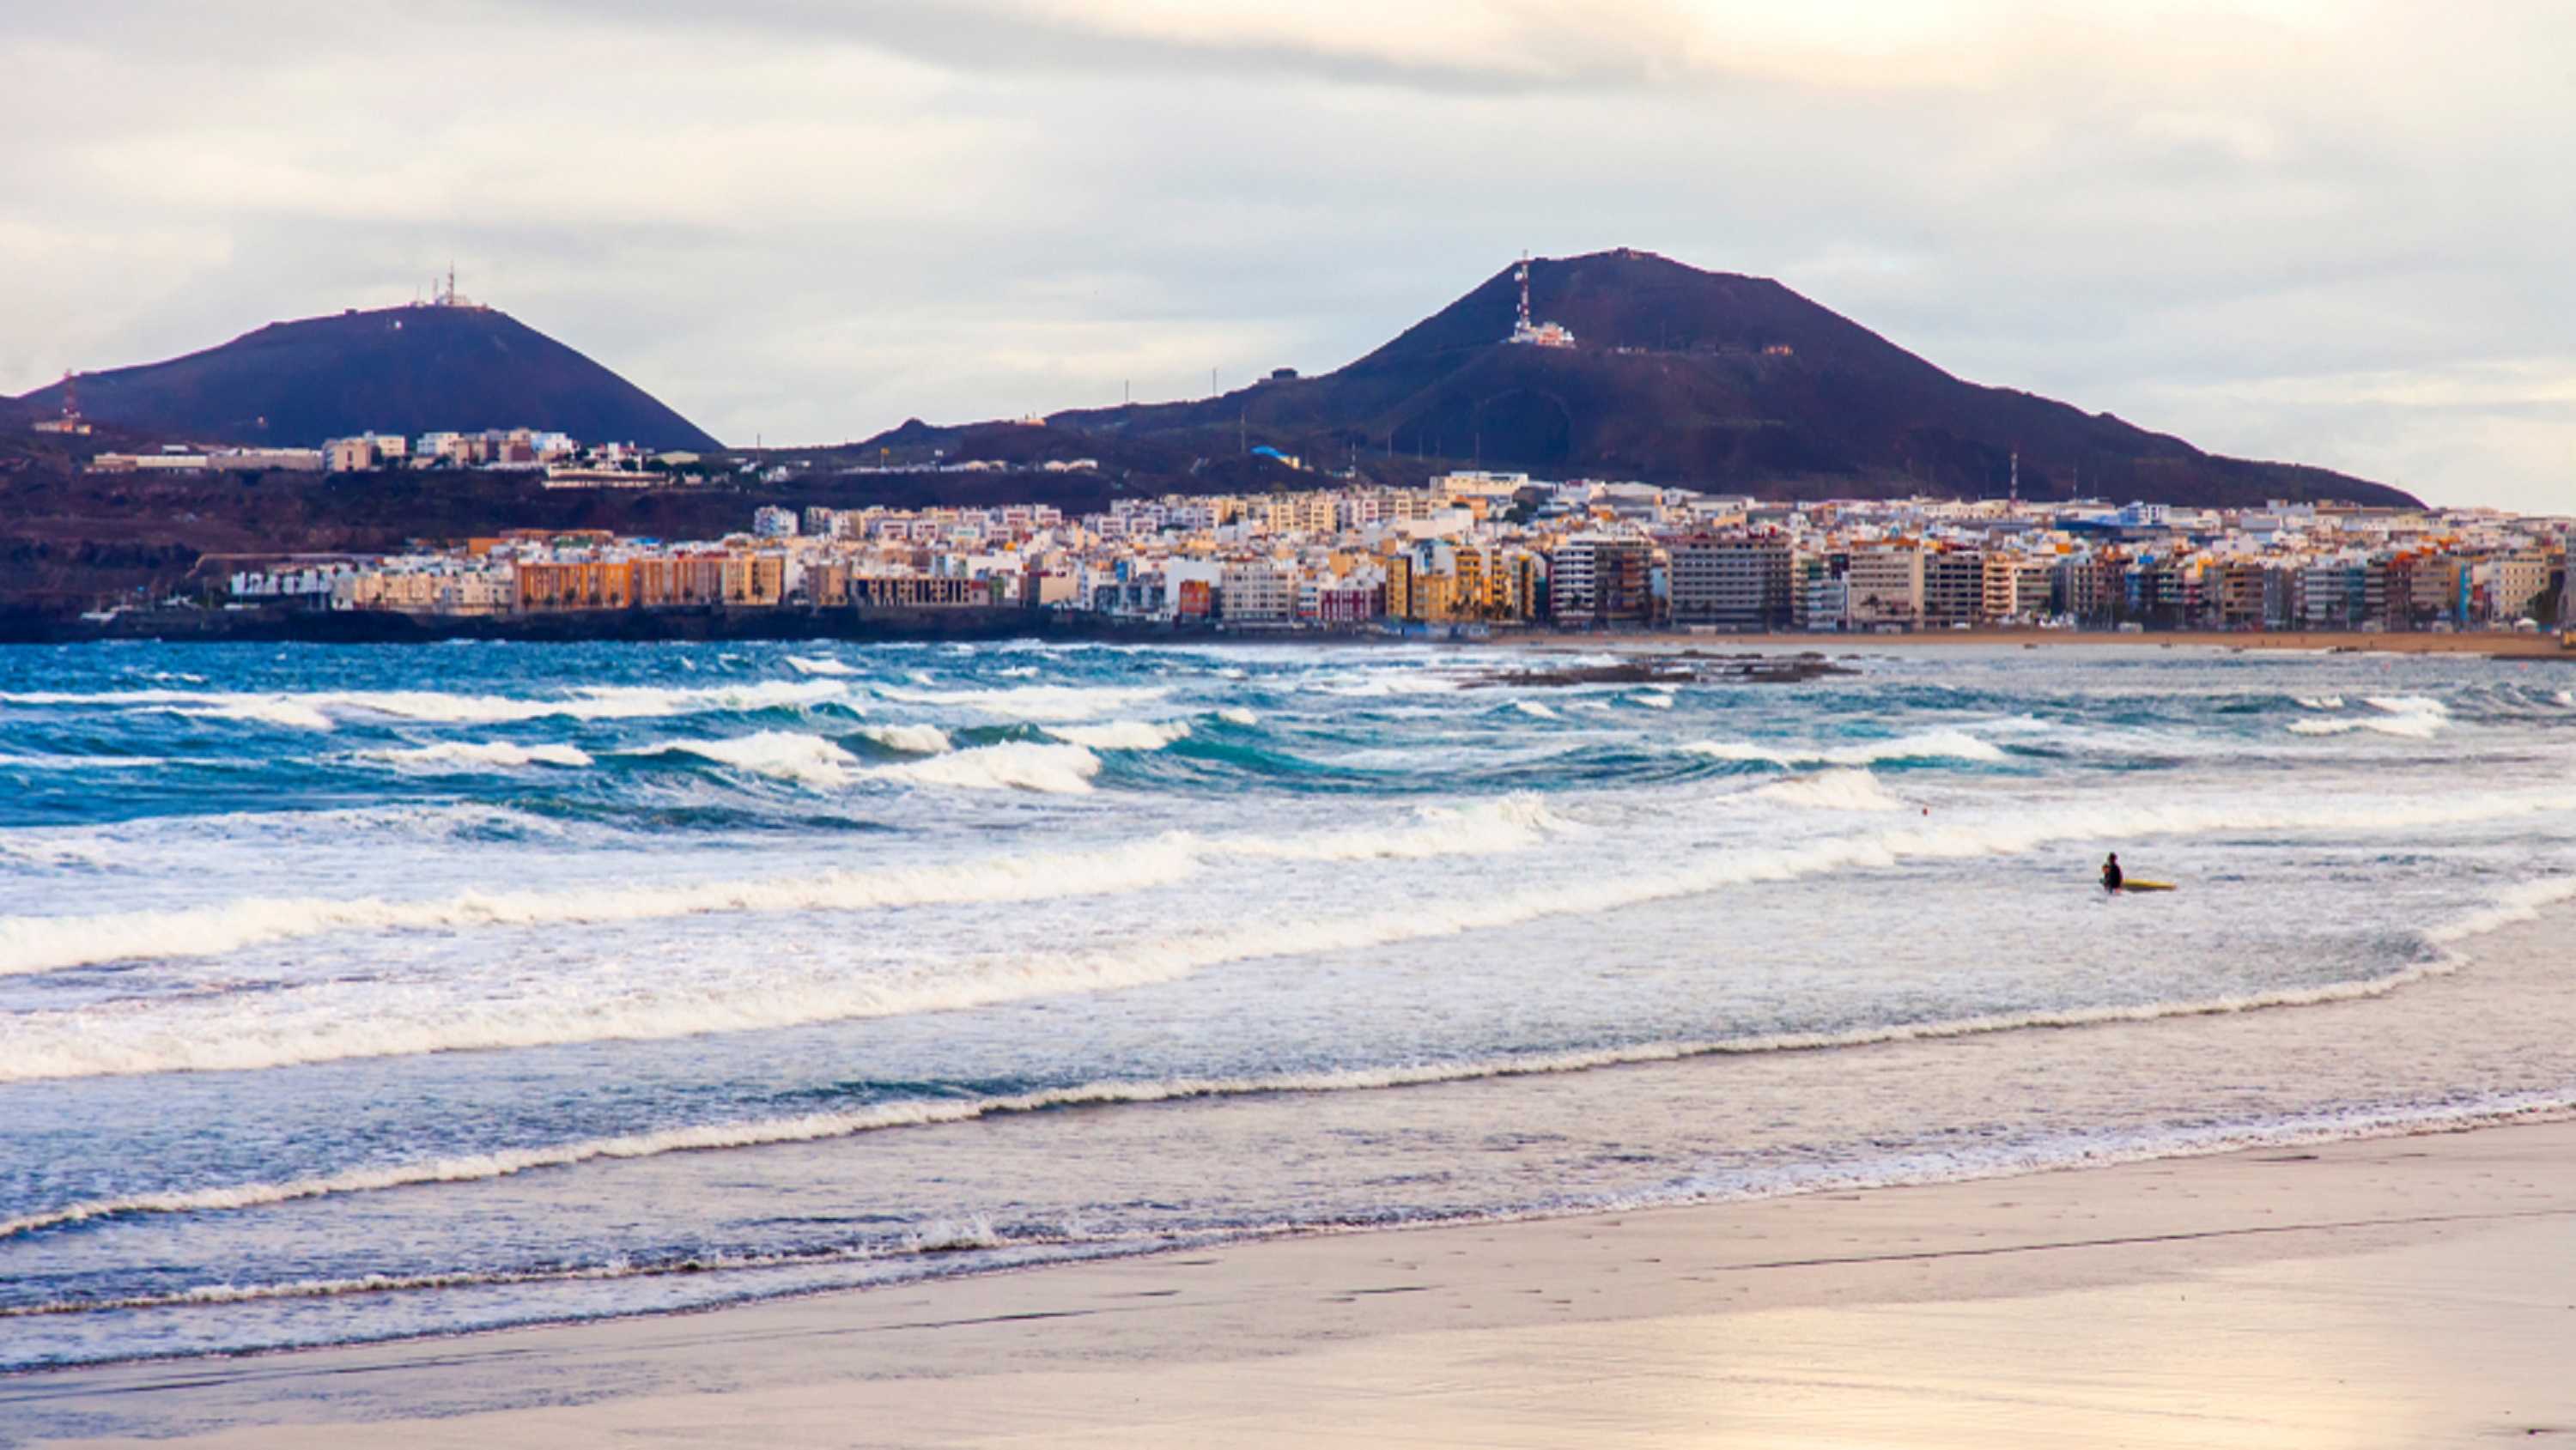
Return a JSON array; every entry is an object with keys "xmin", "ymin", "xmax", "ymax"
[
  {"xmin": 1033, "ymin": 250, "xmax": 2414, "ymax": 509},
  {"xmin": 12, "ymin": 304, "xmax": 720, "ymax": 451}
]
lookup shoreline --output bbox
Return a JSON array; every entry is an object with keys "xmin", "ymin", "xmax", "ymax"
[
  {"xmin": 15, "ymin": 902, "xmax": 2576, "ymax": 1447},
  {"xmin": 17, "ymin": 1110, "xmax": 2576, "ymax": 1447}
]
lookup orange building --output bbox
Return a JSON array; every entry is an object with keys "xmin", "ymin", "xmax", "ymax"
[
  {"xmin": 633, "ymin": 555, "xmax": 726, "ymax": 608},
  {"xmin": 516, "ymin": 559, "xmax": 635, "ymax": 611}
]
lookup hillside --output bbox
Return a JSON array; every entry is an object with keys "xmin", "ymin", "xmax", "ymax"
[
  {"xmin": 9, "ymin": 304, "xmax": 720, "ymax": 451},
  {"xmin": 886, "ymin": 249, "xmax": 2414, "ymax": 510}
]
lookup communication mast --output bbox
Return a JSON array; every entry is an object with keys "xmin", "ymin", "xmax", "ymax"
[
  {"xmin": 34, "ymin": 371, "xmax": 91, "ymax": 434},
  {"xmin": 1506, "ymin": 255, "xmax": 1576, "ymax": 349}
]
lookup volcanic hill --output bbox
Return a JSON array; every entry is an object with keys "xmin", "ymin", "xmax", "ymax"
[
  {"xmin": 10, "ymin": 304, "xmax": 720, "ymax": 452},
  {"xmin": 877, "ymin": 249, "xmax": 2413, "ymax": 509}
]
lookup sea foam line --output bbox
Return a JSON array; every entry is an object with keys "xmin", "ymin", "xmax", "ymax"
[
  {"xmin": 3, "ymin": 795, "xmax": 2567, "ymax": 1080},
  {"xmin": 0, "ymin": 799, "xmax": 1572, "ymax": 980},
  {"xmin": 871, "ymin": 683, "xmax": 1168, "ymax": 722},
  {"xmin": 0, "ymin": 1215, "xmax": 1072, "ymax": 1323},
  {"xmin": 0, "ymin": 839, "xmax": 1203, "ymax": 979},
  {"xmin": 26, "ymin": 1085, "xmax": 2576, "ymax": 1340},
  {"xmin": 1, "ymin": 681, "xmax": 860, "ymax": 729},
  {"xmin": 5, "ymin": 885, "xmax": 2557, "ymax": 1246},
  {"xmin": 1680, "ymin": 728, "xmax": 2008, "ymax": 767}
]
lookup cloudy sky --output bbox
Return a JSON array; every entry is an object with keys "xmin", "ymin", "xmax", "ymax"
[{"xmin": 3, "ymin": 0, "xmax": 2573, "ymax": 511}]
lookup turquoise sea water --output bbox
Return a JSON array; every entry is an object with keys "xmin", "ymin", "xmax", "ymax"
[{"xmin": 3, "ymin": 640, "xmax": 2573, "ymax": 1370}]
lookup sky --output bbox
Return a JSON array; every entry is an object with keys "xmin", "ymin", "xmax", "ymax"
[{"xmin": 3, "ymin": 0, "xmax": 2573, "ymax": 513}]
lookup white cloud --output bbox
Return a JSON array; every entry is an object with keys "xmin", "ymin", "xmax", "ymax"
[{"xmin": 3, "ymin": 0, "xmax": 2573, "ymax": 512}]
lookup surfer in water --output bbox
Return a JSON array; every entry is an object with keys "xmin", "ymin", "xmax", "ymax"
[{"xmin": 2100, "ymin": 852, "xmax": 2124, "ymax": 893}]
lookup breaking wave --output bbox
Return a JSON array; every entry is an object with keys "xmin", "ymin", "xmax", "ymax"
[
  {"xmin": 1220, "ymin": 794, "xmax": 1570, "ymax": 860},
  {"xmin": 1681, "ymin": 728, "xmax": 2008, "ymax": 767},
  {"xmin": 872, "ymin": 741, "xmax": 1103, "ymax": 793},
  {"xmin": 856, "ymin": 723, "xmax": 953, "ymax": 755},
  {"xmin": 0, "ymin": 837, "xmax": 1204, "ymax": 982},
  {"xmin": 2287, "ymin": 695, "xmax": 2451, "ymax": 739},
  {"xmin": 872, "ymin": 683, "xmax": 1168, "ymax": 722},
  {"xmin": 631, "ymin": 731, "xmax": 860, "ymax": 786},
  {"xmin": 1045, "ymin": 720, "xmax": 1190, "ymax": 750},
  {"xmin": 14, "ymin": 871, "xmax": 2564, "ymax": 1241},
  {"xmin": 360, "ymin": 742, "xmax": 594, "ymax": 770},
  {"xmin": 1753, "ymin": 768, "xmax": 1904, "ymax": 813},
  {"xmin": 3, "ymin": 681, "xmax": 862, "ymax": 730},
  {"xmin": 11, "ymin": 790, "xmax": 2568, "ymax": 1081}
]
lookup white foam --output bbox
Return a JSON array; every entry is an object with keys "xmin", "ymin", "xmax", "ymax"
[
  {"xmin": 785, "ymin": 656, "xmax": 857, "ymax": 676},
  {"xmin": 21, "ymin": 948, "xmax": 2575, "ymax": 1241},
  {"xmin": 2294, "ymin": 695, "xmax": 2344, "ymax": 710},
  {"xmin": 0, "ymin": 754, "xmax": 165, "ymax": 772},
  {"xmin": 361, "ymin": 742, "xmax": 594, "ymax": 770},
  {"xmin": 2287, "ymin": 695, "xmax": 2450, "ymax": 739},
  {"xmin": 857, "ymin": 723, "xmax": 953, "ymax": 755},
  {"xmin": 1046, "ymin": 720, "xmax": 1190, "ymax": 751},
  {"xmin": 2422, "ymin": 875, "xmax": 2576, "ymax": 944},
  {"xmin": 1682, "ymin": 728, "xmax": 2008, "ymax": 767},
  {"xmin": 1754, "ymin": 769, "xmax": 1904, "ymax": 813},
  {"xmin": 0, "ymin": 836, "xmax": 1203, "ymax": 982},
  {"xmin": 1216, "ymin": 707, "xmax": 1261, "ymax": 726},
  {"xmin": 1510, "ymin": 701, "xmax": 1561, "ymax": 720},
  {"xmin": 1309, "ymin": 671, "xmax": 1468, "ymax": 698},
  {"xmin": 0, "ymin": 837, "xmax": 122, "ymax": 869},
  {"xmin": 1221, "ymin": 794, "xmax": 1571, "ymax": 861},
  {"xmin": 2366, "ymin": 695, "xmax": 2449, "ymax": 717},
  {"xmin": 635, "ymin": 731, "xmax": 860, "ymax": 787},
  {"xmin": 872, "ymin": 683, "xmax": 1168, "ymax": 722},
  {"xmin": 1628, "ymin": 693, "xmax": 1675, "ymax": 709},
  {"xmin": 181, "ymin": 699, "xmax": 336, "ymax": 731},
  {"xmin": 873, "ymin": 741, "xmax": 1103, "ymax": 793},
  {"xmin": 0, "ymin": 800, "xmax": 1589, "ymax": 985},
  {"xmin": 12, "ymin": 792, "xmax": 2568, "ymax": 1083},
  {"xmin": 4, "ymin": 681, "xmax": 860, "ymax": 729}
]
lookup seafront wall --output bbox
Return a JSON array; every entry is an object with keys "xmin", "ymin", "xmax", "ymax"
[
  {"xmin": 0, "ymin": 604, "xmax": 1067, "ymax": 646},
  {"xmin": 3, "ymin": 604, "xmax": 2569, "ymax": 654}
]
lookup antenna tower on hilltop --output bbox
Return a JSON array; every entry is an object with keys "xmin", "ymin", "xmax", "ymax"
[
  {"xmin": 33, "ymin": 370, "xmax": 91, "ymax": 434},
  {"xmin": 1507, "ymin": 254, "xmax": 1576, "ymax": 349}
]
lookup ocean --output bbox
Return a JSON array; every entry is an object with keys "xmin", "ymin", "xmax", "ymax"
[{"xmin": 3, "ymin": 639, "xmax": 2573, "ymax": 1370}]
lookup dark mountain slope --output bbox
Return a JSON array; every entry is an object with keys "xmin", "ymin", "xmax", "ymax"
[
  {"xmin": 1021, "ymin": 249, "xmax": 2414, "ymax": 508},
  {"xmin": 11, "ymin": 305, "xmax": 720, "ymax": 452}
]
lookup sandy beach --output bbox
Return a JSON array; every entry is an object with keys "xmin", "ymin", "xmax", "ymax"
[
  {"xmin": 14, "ymin": 1120, "xmax": 2575, "ymax": 1448},
  {"xmin": 15, "ymin": 910, "xmax": 2576, "ymax": 1449}
]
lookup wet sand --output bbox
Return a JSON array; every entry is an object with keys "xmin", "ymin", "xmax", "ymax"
[{"xmin": 12, "ymin": 1111, "xmax": 2576, "ymax": 1449}]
